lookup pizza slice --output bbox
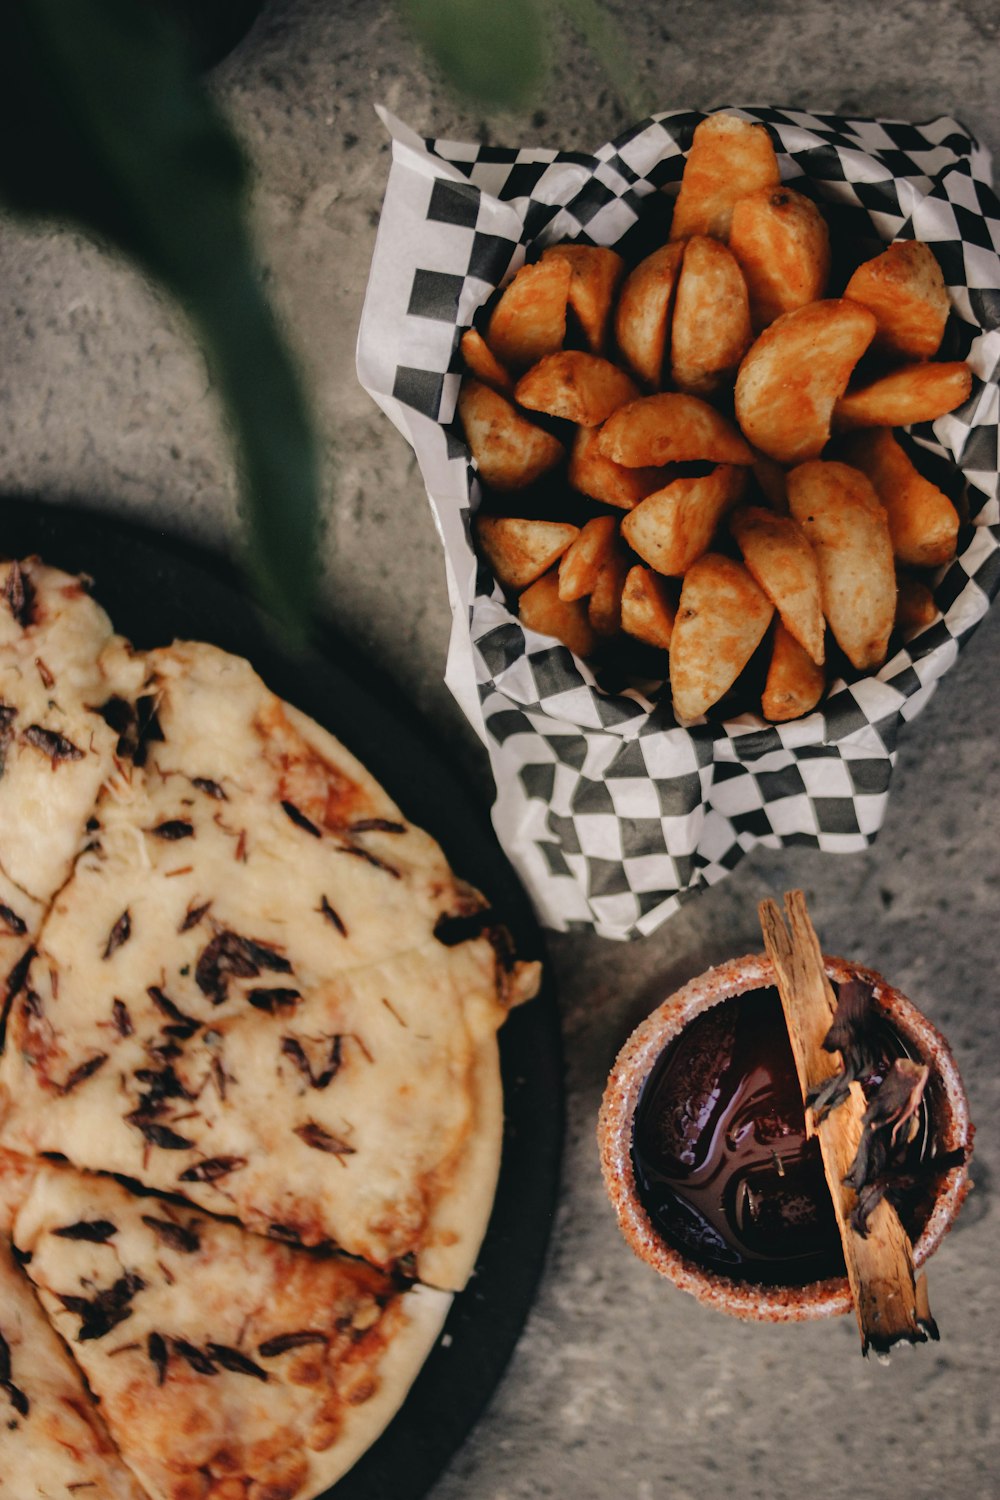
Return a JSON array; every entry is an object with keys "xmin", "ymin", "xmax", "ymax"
[
  {"xmin": 0, "ymin": 558, "xmax": 130, "ymax": 908},
  {"xmin": 2, "ymin": 1155, "xmax": 452, "ymax": 1500},
  {"xmin": 0, "ymin": 1156, "xmax": 148, "ymax": 1500},
  {"xmin": 0, "ymin": 638, "xmax": 538, "ymax": 1290}
]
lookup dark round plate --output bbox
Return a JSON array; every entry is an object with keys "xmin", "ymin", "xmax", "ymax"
[{"xmin": 2, "ymin": 496, "xmax": 564, "ymax": 1500}]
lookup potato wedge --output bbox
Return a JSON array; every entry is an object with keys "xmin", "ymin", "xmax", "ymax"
[
  {"xmin": 670, "ymin": 554, "xmax": 774, "ymax": 720},
  {"xmin": 844, "ymin": 240, "xmax": 949, "ymax": 359},
  {"xmin": 475, "ymin": 516, "xmax": 580, "ymax": 590},
  {"xmin": 558, "ymin": 515, "xmax": 618, "ymax": 601},
  {"xmin": 730, "ymin": 505, "xmax": 825, "ymax": 664},
  {"xmin": 598, "ymin": 393, "xmax": 753, "ymax": 468},
  {"xmin": 568, "ymin": 427, "xmax": 664, "ymax": 510},
  {"xmin": 833, "ymin": 361, "xmax": 973, "ymax": 431},
  {"xmin": 588, "ymin": 537, "xmax": 631, "ymax": 636},
  {"xmin": 621, "ymin": 465, "xmax": 747, "ymax": 576},
  {"xmin": 620, "ymin": 566, "xmax": 676, "ymax": 650},
  {"xmin": 460, "ymin": 328, "xmax": 514, "ymax": 394},
  {"xmin": 487, "ymin": 256, "xmax": 572, "ymax": 370},
  {"xmin": 839, "ymin": 428, "xmax": 959, "ymax": 567},
  {"xmin": 895, "ymin": 573, "xmax": 938, "ymax": 637},
  {"xmin": 519, "ymin": 570, "xmax": 597, "ymax": 658},
  {"xmin": 614, "ymin": 243, "xmax": 684, "ymax": 387},
  {"xmin": 762, "ymin": 624, "xmax": 825, "ymax": 721},
  {"xmin": 786, "ymin": 460, "xmax": 896, "ymax": 671},
  {"xmin": 542, "ymin": 244, "xmax": 625, "ymax": 354},
  {"xmin": 729, "ymin": 186, "xmax": 831, "ymax": 330},
  {"xmin": 670, "ymin": 236, "xmax": 752, "ymax": 396},
  {"xmin": 669, "ymin": 113, "xmax": 781, "ymax": 242},
  {"xmin": 458, "ymin": 378, "xmax": 564, "ymax": 490},
  {"xmin": 734, "ymin": 299, "xmax": 877, "ymax": 464},
  {"xmin": 515, "ymin": 351, "xmax": 639, "ymax": 427}
]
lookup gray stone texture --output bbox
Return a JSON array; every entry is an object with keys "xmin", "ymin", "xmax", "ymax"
[{"xmin": 1, "ymin": 2, "xmax": 998, "ymax": 1497}]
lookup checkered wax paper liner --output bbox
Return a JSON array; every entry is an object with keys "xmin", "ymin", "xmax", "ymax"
[{"xmin": 356, "ymin": 106, "xmax": 1000, "ymax": 940}]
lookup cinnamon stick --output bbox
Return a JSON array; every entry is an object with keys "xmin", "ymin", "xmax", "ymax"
[{"xmin": 759, "ymin": 890, "xmax": 927, "ymax": 1355}]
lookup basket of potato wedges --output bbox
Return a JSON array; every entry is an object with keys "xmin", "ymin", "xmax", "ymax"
[
  {"xmin": 358, "ymin": 106, "xmax": 998, "ymax": 936},
  {"xmin": 460, "ymin": 111, "xmax": 985, "ymax": 725}
]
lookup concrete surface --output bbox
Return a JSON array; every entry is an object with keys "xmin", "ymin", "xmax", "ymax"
[{"xmin": 1, "ymin": 2, "xmax": 998, "ymax": 1497}]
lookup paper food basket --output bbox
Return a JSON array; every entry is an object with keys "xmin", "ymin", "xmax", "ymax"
[{"xmin": 356, "ymin": 106, "xmax": 1000, "ymax": 940}]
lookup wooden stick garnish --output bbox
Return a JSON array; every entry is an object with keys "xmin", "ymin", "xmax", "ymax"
[{"xmin": 759, "ymin": 890, "xmax": 927, "ymax": 1355}]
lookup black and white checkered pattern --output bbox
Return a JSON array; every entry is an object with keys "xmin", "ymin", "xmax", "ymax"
[{"xmin": 357, "ymin": 107, "xmax": 1000, "ymax": 940}]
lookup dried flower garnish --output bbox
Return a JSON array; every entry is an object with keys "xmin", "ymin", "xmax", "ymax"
[
  {"xmin": 205, "ymin": 1343, "xmax": 269, "ymax": 1381},
  {"xmin": 132, "ymin": 1119, "xmax": 195, "ymax": 1150},
  {"xmin": 179, "ymin": 901, "xmax": 211, "ymax": 934},
  {"xmin": 805, "ymin": 976, "xmax": 879, "ymax": 1124},
  {"xmin": 195, "ymin": 929, "xmax": 293, "ymax": 1005},
  {"xmin": 147, "ymin": 1330, "xmax": 169, "ymax": 1385},
  {"xmin": 103, "ymin": 910, "xmax": 132, "ymax": 960},
  {"xmin": 0, "ymin": 1328, "xmax": 30, "ymax": 1417},
  {"xmin": 433, "ymin": 907, "xmax": 493, "ymax": 946},
  {"xmin": 247, "ymin": 987, "xmax": 301, "ymax": 1014},
  {"xmin": 257, "ymin": 1330, "xmax": 328, "ymax": 1357},
  {"xmin": 59, "ymin": 1053, "xmax": 109, "ymax": 1095},
  {"xmin": 348, "ymin": 818, "xmax": 406, "ymax": 835},
  {"xmin": 23, "ymin": 724, "xmax": 84, "ymax": 764},
  {"xmin": 172, "ymin": 1337, "xmax": 217, "ymax": 1375},
  {"xmin": 293, "ymin": 1121, "xmax": 355, "ymax": 1156},
  {"xmin": 58, "ymin": 1272, "xmax": 145, "ymax": 1342},
  {"xmin": 52, "ymin": 1220, "xmax": 117, "ymax": 1243},
  {"xmin": 281, "ymin": 800, "xmax": 322, "ymax": 837},
  {"xmin": 5, "ymin": 947, "xmax": 34, "ymax": 1005},
  {"xmin": 192, "ymin": 777, "xmax": 227, "ymax": 800},
  {"xmin": 4, "ymin": 560, "xmax": 35, "ymax": 628},
  {"xmin": 141, "ymin": 1215, "xmax": 201, "ymax": 1254},
  {"xmin": 147, "ymin": 987, "xmax": 200, "ymax": 1040},
  {"xmin": 337, "ymin": 845, "xmax": 401, "ymax": 879},
  {"xmin": 844, "ymin": 1058, "xmax": 931, "ymax": 1235},
  {"xmin": 35, "ymin": 657, "xmax": 54, "ymax": 689},
  {"xmin": 0, "ymin": 903, "xmax": 27, "ymax": 937},
  {"xmin": 280, "ymin": 1035, "xmax": 343, "ymax": 1090},
  {"xmin": 319, "ymin": 895, "xmax": 347, "ymax": 936},
  {"xmin": 178, "ymin": 1155, "xmax": 246, "ymax": 1183},
  {"xmin": 149, "ymin": 820, "xmax": 195, "ymax": 841},
  {"xmin": 111, "ymin": 999, "xmax": 133, "ymax": 1037}
]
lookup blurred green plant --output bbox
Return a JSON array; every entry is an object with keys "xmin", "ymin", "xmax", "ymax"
[
  {"xmin": 0, "ymin": 0, "xmax": 319, "ymax": 628},
  {"xmin": 0, "ymin": 0, "xmax": 638, "ymax": 628}
]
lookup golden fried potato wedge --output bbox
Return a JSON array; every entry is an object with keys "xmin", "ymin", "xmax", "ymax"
[
  {"xmin": 620, "ymin": 566, "xmax": 676, "ymax": 650},
  {"xmin": 515, "ymin": 351, "xmax": 639, "ymax": 427},
  {"xmin": 475, "ymin": 516, "xmax": 580, "ymax": 590},
  {"xmin": 458, "ymin": 378, "xmax": 564, "ymax": 490},
  {"xmin": 542, "ymin": 244, "xmax": 626, "ymax": 354},
  {"xmin": 519, "ymin": 570, "xmax": 597, "ymax": 658},
  {"xmin": 844, "ymin": 240, "xmax": 949, "ymax": 359},
  {"xmin": 734, "ymin": 299, "xmax": 877, "ymax": 464},
  {"xmin": 588, "ymin": 537, "xmax": 631, "ymax": 636},
  {"xmin": 614, "ymin": 243, "xmax": 684, "ymax": 388},
  {"xmin": 786, "ymin": 460, "xmax": 896, "ymax": 671},
  {"xmin": 621, "ymin": 465, "xmax": 747, "ymax": 576},
  {"xmin": 598, "ymin": 393, "xmax": 753, "ymax": 468},
  {"xmin": 895, "ymin": 573, "xmax": 938, "ymax": 637},
  {"xmin": 460, "ymin": 328, "xmax": 514, "ymax": 394},
  {"xmin": 568, "ymin": 427, "xmax": 664, "ymax": 510},
  {"xmin": 487, "ymin": 256, "xmax": 572, "ymax": 370},
  {"xmin": 728, "ymin": 186, "xmax": 831, "ymax": 330},
  {"xmin": 839, "ymin": 428, "xmax": 959, "ymax": 567},
  {"xmin": 762, "ymin": 624, "xmax": 826, "ymax": 721},
  {"xmin": 669, "ymin": 113, "xmax": 781, "ymax": 242},
  {"xmin": 558, "ymin": 515, "xmax": 618, "ymax": 601},
  {"xmin": 670, "ymin": 554, "xmax": 774, "ymax": 720},
  {"xmin": 730, "ymin": 505, "xmax": 825, "ymax": 664},
  {"xmin": 670, "ymin": 236, "xmax": 753, "ymax": 396},
  {"xmin": 833, "ymin": 361, "xmax": 972, "ymax": 431}
]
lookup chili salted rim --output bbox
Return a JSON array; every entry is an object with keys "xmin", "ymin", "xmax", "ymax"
[{"xmin": 597, "ymin": 953, "xmax": 974, "ymax": 1322}]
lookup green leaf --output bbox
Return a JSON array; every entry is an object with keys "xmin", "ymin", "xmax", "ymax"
[
  {"xmin": 402, "ymin": 0, "xmax": 546, "ymax": 109},
  {"xmin": 0, "ymin": 0, "xmax": 319, "ymax": 628}
]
